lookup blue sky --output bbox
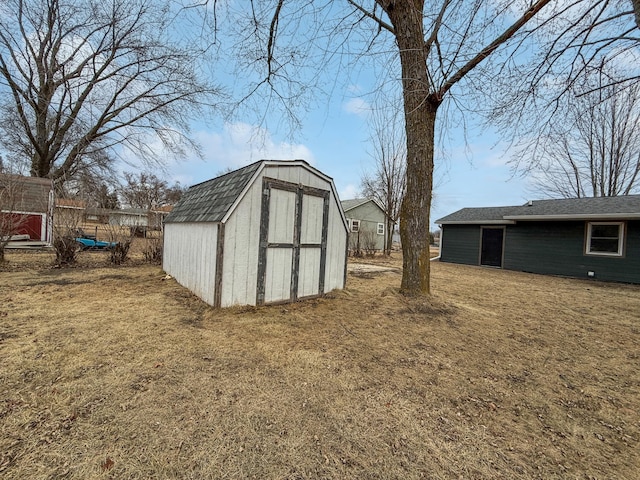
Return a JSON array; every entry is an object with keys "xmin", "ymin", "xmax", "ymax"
[
  {"xmin": 162, "ymin": 92, "xmax": 532, "ymax": 231},
  {"xmin": 155, "ymin": 2, "xmax": 546, "ymax": 231}
]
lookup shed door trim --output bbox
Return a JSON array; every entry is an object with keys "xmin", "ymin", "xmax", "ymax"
[{"xmin": 256, "ymin": 177, "xmax": 330, "ymax": 305}]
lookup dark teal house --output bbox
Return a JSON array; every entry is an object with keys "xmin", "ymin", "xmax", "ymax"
[{"xmin": 436, "ymin": 196, "xmax": 640, "ymax": 284}]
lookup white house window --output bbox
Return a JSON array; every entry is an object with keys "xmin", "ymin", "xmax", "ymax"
[
  {"xmin": 585, "ymin": 222, "xmax": 624, "ymax": 256},
  {"xmin": 351, "ymin": 219, "xmax": 360, "ymax": 233},
  {"xmin": 377, "ymin": 223, "xmax": 384, "ymax": 235}
]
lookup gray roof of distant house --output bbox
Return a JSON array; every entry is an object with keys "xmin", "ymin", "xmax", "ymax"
[
  {"xmin": 341, "ymin": 197, "xmax": 386, "ymax": 214},
  {"xmin": 341, "ymin": 198, "xmax": 369, "ymax": 211},
  {"xmin": 436, "ymin": 195, "xmax": 640, "ymax": 224},
  {"xmin": 165, "ymin": 161, "xmax": 262, "ymax": 223}
]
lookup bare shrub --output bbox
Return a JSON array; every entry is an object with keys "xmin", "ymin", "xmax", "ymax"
[
  {"xmin": 52, "ymin": 230, "xmax": 80, "ymax": 266},
  {"xmin": 105, "ymin": 224, "xmax": 135, "ymax": 265},
  {"xmin": 348, "ymin": 232, "xmax": 363, "ymax": 257},
  {"xmin": 52, "ymin": 207, "xmax": 84, "ymax": 267},
  {"xmin": 142, "ymin": 237, "xmax": 163, "ymax": 264},
  {"xmin": 360, "ymin": 229, "xmax": 378, "ymax": 257}
]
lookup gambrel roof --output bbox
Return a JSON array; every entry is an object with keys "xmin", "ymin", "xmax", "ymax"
[
  {"xmin": 437, "ymin": 195, "xmax": 640, "ymax": 225},
  {"xmin": 165, "ymin": 160, "xmax": 347, "ymax": 227},
  {"xmin": 165, "ymin": 162, "xmax": 262, "ymax": 223}
]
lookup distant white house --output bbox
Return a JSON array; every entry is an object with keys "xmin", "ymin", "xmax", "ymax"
[{"xmin": 108, "ymin": 208, "xmax": 149, "ymax": 227}]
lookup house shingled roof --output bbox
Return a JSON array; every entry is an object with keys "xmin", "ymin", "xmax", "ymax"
[
  {"xmin": 341, "ymin": 198, "xmax": 369, "ymax": 211},
  {"xmin": 341, "ymin": 198, "xmax": 387, "ymax": 215},
  {"xmin": 436, "ymin": 195, "xmax": 640, "ymax": 224},
  {"xmin": 164, "ymin": 161, "xmax": 262, "ymax": 224}
]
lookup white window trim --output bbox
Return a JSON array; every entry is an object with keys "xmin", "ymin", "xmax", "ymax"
[
  {"xmin": 351, "ymin": 219, "xmax": 360, "ymax": 233},
  {"xmin": 377, "ymin": 222, "xmax": 384, "ymax": 235},
  {"xmin": 585, "ymin": 221, "xmax": 625, "ymax": 257}
]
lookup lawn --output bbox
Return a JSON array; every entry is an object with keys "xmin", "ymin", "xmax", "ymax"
[{"xmin": 1, "ymin": 249, "xmax": 639, "ymax": 479}]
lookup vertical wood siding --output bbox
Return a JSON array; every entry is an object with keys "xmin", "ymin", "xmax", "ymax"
[
  {"xmin": 219, "ymin": 174, "xmax": 263, "ymax": 307},
  {"xmin": 298, "ymin": 249, "xmax": 321, "ymax": 297},
  {"xmin": 163, "ymin": 222, "xmax": 218, "ymax": 306},
  {"xmin": 221, "ymin": 166, "xmax": 347, "ymax": 307},
  {"xmin": 440, "ymin": 225, "xmax": 481, "ymax": 265},
  {"xmin": 301, "ymin": 195, "xmax": 324, "ymax": 244},
  {"xmin": 168, "ymin": 163, "xmax": 348, "ymax": 308},
  {"xmin": 325, "ymin": 194, "xmax": 348, "ymax": 291},
  {"xmin": 264, "ymin": 249, "xmax": 293, "ymax": 303}
]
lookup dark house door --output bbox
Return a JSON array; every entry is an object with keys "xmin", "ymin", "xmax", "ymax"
[{"xmin": 480, "ymin": 227, "xmax": 504, "ymax": 267}]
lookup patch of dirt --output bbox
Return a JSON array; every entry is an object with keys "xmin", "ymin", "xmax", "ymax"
[{"xmin": 0, "ymin": 251, "xmax": 638, "ymax": 479}]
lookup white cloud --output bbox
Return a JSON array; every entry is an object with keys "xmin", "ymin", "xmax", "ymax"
[
  {"xmin": 343, "ymin": 97, "xmax": 371, "ymax": 118},
  {"xmin": 340, "ymin": 183, "xmax": 359, "ymax": 200},
  {"xmin": 163, "ymin": 122, "xmax": 315, "ymax": 185},
  {"xmin": 196, "ymin": 122, "xmax": 315, "ymax": 167}
]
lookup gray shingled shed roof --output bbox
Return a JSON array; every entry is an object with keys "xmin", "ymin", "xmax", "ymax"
[
  {"xmin": 437, "ymin": 195, "xmax": 640, "ymax": 224},
  {"xmin": 165, "ymin": 161, "xmax": 262, "ymax": 223}
]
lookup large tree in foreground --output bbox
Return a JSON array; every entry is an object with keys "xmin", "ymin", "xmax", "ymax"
[
  {"xmin": 225, "ymin": 1, "xmax": 553, "ymax": 295},
  {"xmin": 215, "ymin": 0, "xmax": 640, "ymax": 295},
  {"xmin": 0, "ymin": 0, "xmax": 219, "ymax": 187}
]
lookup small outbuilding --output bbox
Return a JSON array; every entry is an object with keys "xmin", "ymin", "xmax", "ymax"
[
  {"xmin": 1, "ymin": 174, "xmax": 54, "ymax": 243},
  {"xmin": 436, "ymin": 196, "xmax": 640, "ymax": 284},
  {"xmin": 163, "ymin": 160, "xmax": 348, "ymax": 307}
]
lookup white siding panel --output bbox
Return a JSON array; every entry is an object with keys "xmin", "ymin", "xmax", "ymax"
[
  {"xmin": 268, "ymin": 189, "xmax": 296, "ymax": 244},
  {"xmin": 221, "ymin": 176, "xmax": 263, "ymax": 307},
  {"xmin": 266, "ymin": 165, "xmax": 329, "ymax": 191},
  {"xmin": 265, "ymin": 248, "xmax": 293, "ymax": 303},
  {"xmin": 298, "ymin": 248, "xmax": 321, "ymax": 297},
  {"xmin": 163, "ymin": 222, "xmax": 218, "ymax": 306},
  {"xmin": 300, "ymin": 195, "xmax": 324, "ymax": 244},
  {"xmin": 324, "ymin": 196, "xmax": 347, "ymax": 292}
]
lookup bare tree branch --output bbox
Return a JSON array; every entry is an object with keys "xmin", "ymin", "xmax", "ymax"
[{"xmin": 0, "ymin": 0, "xmax": 222, "ymax": 187}]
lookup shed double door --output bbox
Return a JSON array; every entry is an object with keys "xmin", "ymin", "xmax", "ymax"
[{"xmin": 257, "ymin": 178, "xmax": 330, "ymax": 305}]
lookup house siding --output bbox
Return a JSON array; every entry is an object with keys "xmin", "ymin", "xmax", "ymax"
[
  {"xmin": 440, "ymin": 225, "xmax": 481, "ymax": 265},
  {"xmin": 1, "ymin": 174, "xmax": 54, "ymax": 242},
  {"xmin": 441, "ymin": 220, "xmax": 640, "ymax": 284},
  {"xmin": 505, "ymin": 220, "xmax": 640, "ymax": 283},
  {"xmin": 345, "ymin": 202, "xmax": 386, "ymax": 251}
]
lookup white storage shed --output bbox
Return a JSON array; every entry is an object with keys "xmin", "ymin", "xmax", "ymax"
[{"xmin": 163, "ymin": 160, "xmax": 348, "ymax": 307}]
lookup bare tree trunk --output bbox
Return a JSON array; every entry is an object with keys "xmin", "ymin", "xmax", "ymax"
[
  {"xmin": 399, "ymin": 101, "xmax": 437, "ymax": 295},
  {"xmin": 381, "ymin": 0, "xmax": 438, "ymax": 295},
  {"xmin": 632, "ymin": 0, "xmax": 640, "ymax": 30}
]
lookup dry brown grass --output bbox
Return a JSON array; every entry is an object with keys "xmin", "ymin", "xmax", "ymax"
[{"xmin": 1, "ymin": 248, "xmax": 639, "ymax": 479}]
